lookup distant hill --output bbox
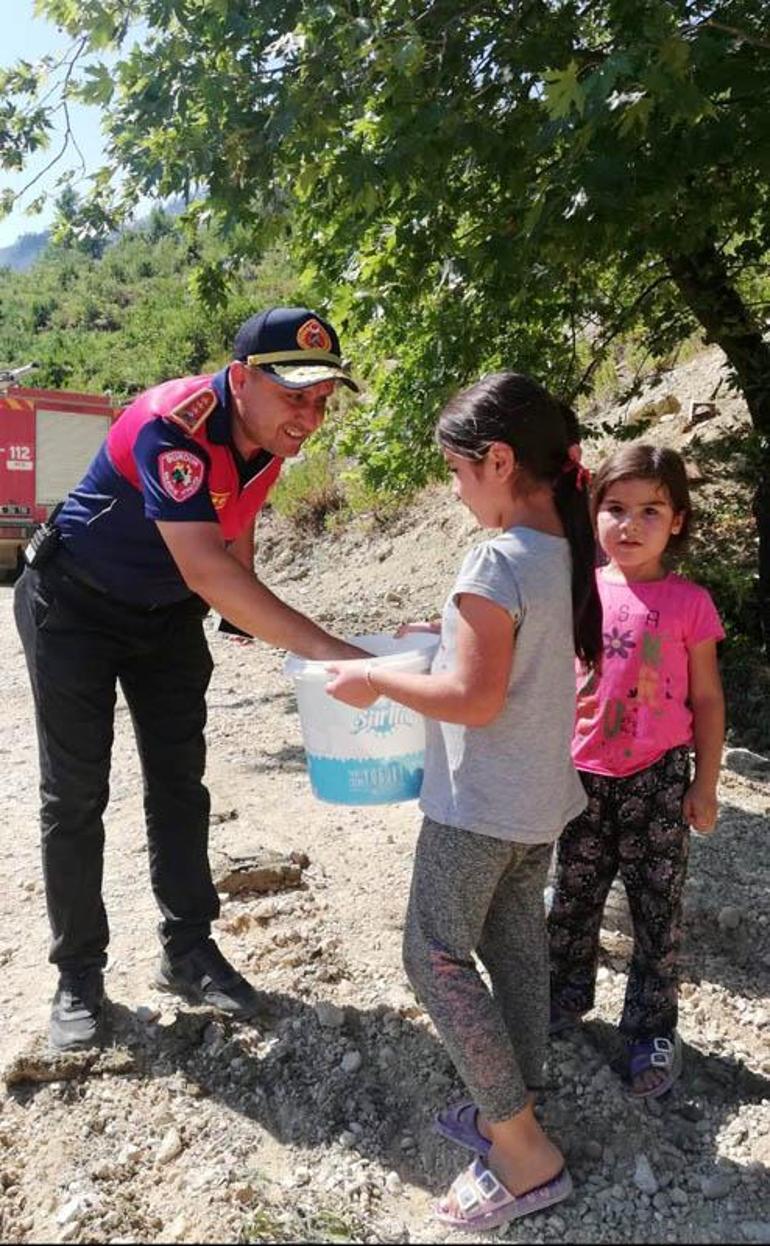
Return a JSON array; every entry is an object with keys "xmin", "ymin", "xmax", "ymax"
[
  {"xmin": 0, "ymin": 231, "xmax": 50, "ymax": 271},
  {"xmin": 0, "ymin": 211, "xmax": 301, "ymax": 398}
]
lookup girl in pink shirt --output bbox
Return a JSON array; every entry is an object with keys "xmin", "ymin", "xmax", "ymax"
[{"xmin": 548, "ymin": 444, "xmax": 725, "ymax": 1098}]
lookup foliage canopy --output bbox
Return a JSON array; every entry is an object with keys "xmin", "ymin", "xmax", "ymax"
[{"xmin": 2, "ymin": 2, "xmax": 770, "ymax": 487}]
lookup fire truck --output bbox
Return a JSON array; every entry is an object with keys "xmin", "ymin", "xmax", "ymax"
[{"xmin": 0, "ymin": 364, "xmax": 120, "ymax": 575}]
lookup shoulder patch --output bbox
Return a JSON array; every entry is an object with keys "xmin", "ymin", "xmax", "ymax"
[{"xmin": 164, "ymin": 387, "xmax": 217, "ymax": 435}]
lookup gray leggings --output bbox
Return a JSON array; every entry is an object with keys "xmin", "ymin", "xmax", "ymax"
[{"xmin": 402, "ymin": 815, "xmax": 553, "ymax": 1121}]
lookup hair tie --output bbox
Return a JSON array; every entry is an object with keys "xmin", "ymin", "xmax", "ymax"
[{"xmin": 561, "ymin": 459, "xmax": 591, "ymax": 491}]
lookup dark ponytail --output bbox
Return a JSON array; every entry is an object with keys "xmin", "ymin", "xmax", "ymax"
[
  {"xmin": 553, "ymin": 465, "xmax": 603, "ymax": 668},
  {"xmin": 437, "ymin": 372, "xmax": 602, "ymax": 668}
]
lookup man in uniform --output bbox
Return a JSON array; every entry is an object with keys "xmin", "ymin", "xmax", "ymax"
[{"xmin": 14, "ymin": 306, "xmax": 363, "ymax": 1051}]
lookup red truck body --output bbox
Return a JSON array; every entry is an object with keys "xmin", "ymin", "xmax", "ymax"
[{"xmin": 0, "ymin": 384, "xmax": 120, "ymax": 571}]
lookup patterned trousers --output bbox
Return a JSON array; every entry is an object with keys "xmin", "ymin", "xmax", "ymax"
[
  {"xmin": 548, "ymin": 746, "xmax": 691, "ymax": 1040},
  {"xmin": 403, "ymin": 816, "xmax": 553, "ymax": 1121}
]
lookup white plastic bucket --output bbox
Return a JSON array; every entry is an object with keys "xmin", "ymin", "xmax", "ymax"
[{"xmin": 284, "ymin": 632, "xmax": 439, "ymax": 806}]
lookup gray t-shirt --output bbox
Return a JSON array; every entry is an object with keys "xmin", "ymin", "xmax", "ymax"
[{"xmin": 419, "ymin": 526, "xmax": 587, "ymax": 843}]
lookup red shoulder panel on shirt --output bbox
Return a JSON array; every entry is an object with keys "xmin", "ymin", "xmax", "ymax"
[{"xmin": 164, "ymin": 387, "xmax": 217, "ymax": 435}]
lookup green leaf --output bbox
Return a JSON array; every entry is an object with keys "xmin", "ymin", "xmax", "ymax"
[
  {"xmin": 616, "ymin": 94, "xmax": 653, "ymax": 137},
  {"xmin": 543, "ymin": 61, "xmax": 585, "ymax": 120},
  {"xmin": 78, "ymin": 63, "xmax": 115, "ymax": 106}
]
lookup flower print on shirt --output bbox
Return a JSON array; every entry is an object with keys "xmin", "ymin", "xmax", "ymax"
[{"xmin": 604, "ymin": 626, "xmax": 636, "ymax": 660}]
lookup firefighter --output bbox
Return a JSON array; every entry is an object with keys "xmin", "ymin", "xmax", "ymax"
[{"xmin": 14, "ymin": 307, "xmax": 363, "ymax": 1052}]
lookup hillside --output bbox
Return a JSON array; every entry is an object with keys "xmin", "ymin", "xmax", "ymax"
[
  {"xmin": 0, "ymin": 231, "xmax": 49, "ymax": 273},
  {"xmin": 0, "ymin": 219, "xmax": 300, "ymax": 395}
]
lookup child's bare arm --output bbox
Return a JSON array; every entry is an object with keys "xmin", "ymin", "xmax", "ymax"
[
  {"xmin": 327, "ymin": 593, "xmax": 514, "ymax": 726},
  {"xmin": 684, "ymin": 638, "xmax": 725, "ymax": 833}
]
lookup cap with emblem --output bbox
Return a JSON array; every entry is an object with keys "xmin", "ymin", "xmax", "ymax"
[{"xmin": 233, "ymin": 306, "xmax": 359, "ymax": 393}]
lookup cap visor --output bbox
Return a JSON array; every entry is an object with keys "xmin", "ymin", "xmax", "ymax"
[{"xmin": 262, "ymin": 363, "xmax": 360, "ymax": 393}]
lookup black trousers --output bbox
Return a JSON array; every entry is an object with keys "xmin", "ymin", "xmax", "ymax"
[
  {"xmin": 548, "ymin": 746, "xmax": 691, "ymax": 1040},
  {"xmin": 14, "ymin": 562, "xmax": 219, "ymax": 971}
]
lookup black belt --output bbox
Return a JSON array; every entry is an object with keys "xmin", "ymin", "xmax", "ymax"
[{"xmin": 46, "ymin": 550, "xmax": 180, "ymax": 614}]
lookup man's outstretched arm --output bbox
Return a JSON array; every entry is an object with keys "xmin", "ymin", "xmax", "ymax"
[{"xmin": 157, "ymin": 519, "xmax": 362, "ymax": 660}]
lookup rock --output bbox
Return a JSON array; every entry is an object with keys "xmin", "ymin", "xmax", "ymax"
[
  {"xmin": 601, "ymin": 879, "xmax": 634, "ymax": 936},
  {"xmin": 629, "ymin": 393, "xmax": 681, "ymax": 424},
  {"xmin": 203, "ymin": 1021, "xmax": 227, "ymax": 1050},
  {"xmin": 3, "ymin": 1034, "xmax": 137, "ymax": 1086},
  {"xmin": 676, "ymin": 1100, "xmax": 704, "ymax": 1122},
  {"xmin": 741, "ymin": 1223, "xmax": 770, "ymax": 1244},
  {"xmin": 341, "ymin": 1050, "xmax": 362, "ymax": 1074},
  {"xmin": 701, "ymin": 1170, "xmax": 733, "ymax": 1200},
  {"xmin": 156, "ymin": 1127, "xmax": 184, "ymax": 1165},
  {"xmin": 57, "ymin": 1196, "xmax": 88, "ymax": 1226},
  {"xmin": 670, "ymin": 1187, "xmax": 688, "ymax": 1205},
  {"xmin": 582, "ymin": 1139, "xmax": 604, "ymax": 1162},
  {"xmin": 315, "ymin": 1001, "xmax": 345, "ymax": 1029},
  {"xmin": 385, "ymin": 1171, "xmax": 402, "ymax": 1194},
  {"xmin": 718, "ymin": 905, "xmax": 742, "ymax": 932},
  {"xmin": 724, "ymin": 747, "xmax": 770, "ymax": 779},
  {"xmin": 135, "ymin": 1004, "xmax": 161, "ymax": 1023},
  {"xmin": 89, "ymin": 1160, "xmax": 118, "ymax": 1181},
  {"xmin": 211, "ymin": 848, "xmax": 305, "ymax": 896},
  {"xmin": 164, "ymin": 1214, "xmax": 188, "ymax": 1242},
  {"xmin": 634, "ymin": 1154, "xmax": 659, "ymax": 1196},
  {"xmin": 117, "ymin": 1143, "xmax": 142, "ymax": 1166},
  {"xmin": 210, "ymin": 808, "xmax": 238, "ymax": 824}
]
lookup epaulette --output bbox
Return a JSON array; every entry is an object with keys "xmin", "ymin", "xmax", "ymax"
[{"xmin": 164, "ymin": 387, "xmax": 217, "ymax": 435}]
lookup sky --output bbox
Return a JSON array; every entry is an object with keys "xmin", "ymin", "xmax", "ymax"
[{"xmin": 0, "ymin": 0, "xmax": 111, "ymax": 248}]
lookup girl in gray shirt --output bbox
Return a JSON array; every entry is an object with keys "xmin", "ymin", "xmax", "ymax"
[{"xmin": 327, "ymin": 372, "xmax": 601, "ymax": 1233}]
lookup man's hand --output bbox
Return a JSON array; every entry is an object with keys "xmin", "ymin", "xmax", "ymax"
[
  {"xmin": 326, "ymin": 661, "xmax": 378, "ymax": 707},
  {"xmin": 683, "ymin": 779, "xmax": 718, "ymax": 834}
]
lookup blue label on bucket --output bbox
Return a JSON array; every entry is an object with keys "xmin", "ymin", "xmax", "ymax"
[{"xmin": 306, "ymin": 751, "xmax": 425, "ymax": 805}]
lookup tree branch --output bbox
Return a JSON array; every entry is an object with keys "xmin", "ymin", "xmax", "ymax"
[
  {"xmin": 703, "ymin": 18, "xmax": 770, "ymax": 52},
  {"xmin": 569, "ymin": 272, "xmax": 672, "ymax": 401},
  {"xmin": 6, "ymin": 36, "xmax": 88, "ymax": 211}
]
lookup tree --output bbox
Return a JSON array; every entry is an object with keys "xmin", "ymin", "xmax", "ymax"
[{"xmin": 3, "ymin": 0, "xmax": 770, "ymax": 638}]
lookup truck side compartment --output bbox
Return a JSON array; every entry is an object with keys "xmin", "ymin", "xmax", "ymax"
[{"xmin": 0, "ymin": 385, "xmax": 119, "ymax": 575}]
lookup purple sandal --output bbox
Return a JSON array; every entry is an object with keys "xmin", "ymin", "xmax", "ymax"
[
  {"xmin": 434, "ymin": 1100, "xmax": 491, "ymax": 1157},
  {"xmin": 435, "ymin": 1156, "xmax": 573, "ymax": 1232},
  {"xmin": 627, "ymin": 1032, "xmax": 682, "ymax": 1099}
]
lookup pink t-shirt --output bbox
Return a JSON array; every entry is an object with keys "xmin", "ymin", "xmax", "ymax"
[{"xmin": 572, "ymin": 570, "xmax": 724, "ymax": 778}]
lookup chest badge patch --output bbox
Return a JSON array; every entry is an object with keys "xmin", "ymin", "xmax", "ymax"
[{"xmin": 158, "ymin": 449, "xmax": 206, "ymax": 502}]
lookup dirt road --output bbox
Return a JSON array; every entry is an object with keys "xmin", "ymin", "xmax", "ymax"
[{"xmin": 0, "ymin": 479, "xmax": 768, "ymax": 1244}]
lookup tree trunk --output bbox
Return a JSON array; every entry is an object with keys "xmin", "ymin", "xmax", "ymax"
[{"xmin": 666, "ymin": 242, "xmax": 770, "ymax": 654}]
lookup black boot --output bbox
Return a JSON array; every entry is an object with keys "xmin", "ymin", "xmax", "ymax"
[
  {"xmin": 152, "ymin": 939, "xmax": 261, "ymax": 1019},
  {"xmin": 49, "ymin": 967, "xmax": 105, "ymax": 1051}
]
